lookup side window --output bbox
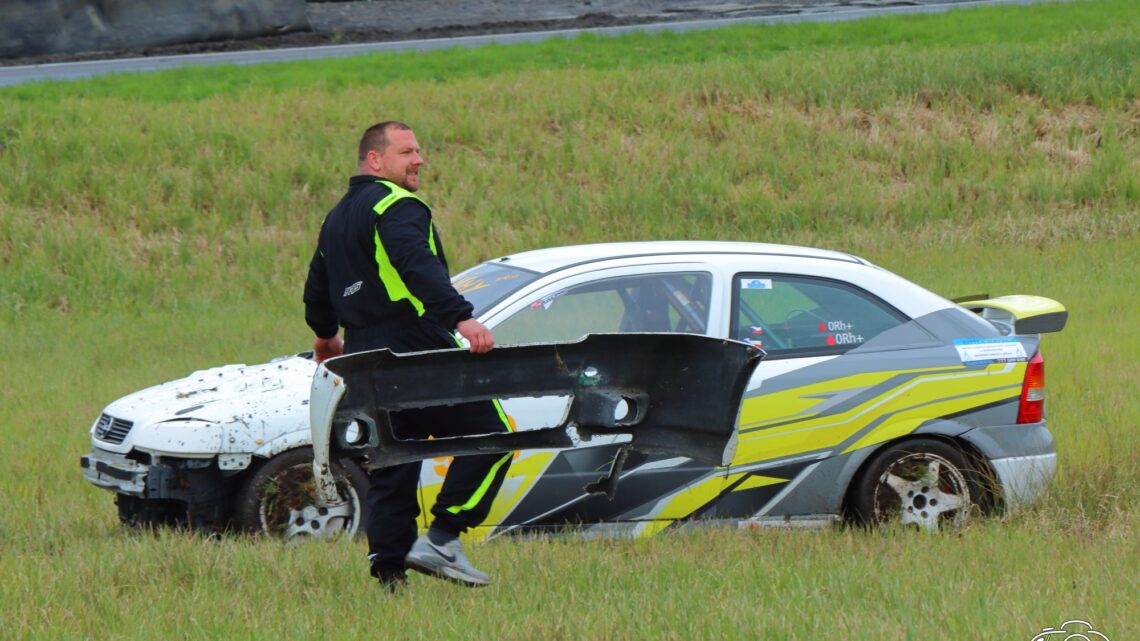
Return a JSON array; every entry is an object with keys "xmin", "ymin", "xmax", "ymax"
[
  {"xmin": 732, "ymin": 274, "xmax": 906, "ymax": 358},
  {"xmin": 494, "ymin": 272, "xmax": 712, "ymax": 345}
]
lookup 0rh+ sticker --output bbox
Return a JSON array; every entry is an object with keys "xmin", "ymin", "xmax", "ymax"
[{"xmin": 953, "ymin": 337, "xmax": 1028, "ymax": 365}]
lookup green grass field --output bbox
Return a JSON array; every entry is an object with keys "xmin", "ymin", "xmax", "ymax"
[{"xmin": 1, "ymin": 0, "xmax": 1137, "ymax": 638}]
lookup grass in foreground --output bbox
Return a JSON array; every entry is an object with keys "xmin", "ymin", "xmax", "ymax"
[{"xmin": 0, "ymin": 511, "xmax": 1135, "ymax": 640}]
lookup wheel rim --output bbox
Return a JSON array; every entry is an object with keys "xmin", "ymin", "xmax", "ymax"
[
  {"xmin": 872, "ymin": 451, "xmax": 971, "ymax": 530},
  {"xmin": 258, "ymin": 462, "xmax": 360, "ymax": 541}
]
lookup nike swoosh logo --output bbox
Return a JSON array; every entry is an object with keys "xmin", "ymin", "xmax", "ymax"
[{"xmin": 427, "ymin": 542, "xmax": 457, "ymax": 563}]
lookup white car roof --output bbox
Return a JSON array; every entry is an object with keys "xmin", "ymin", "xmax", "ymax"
[{"xmin": 493, "ymin": 241, "xmax": 867, "ymax": 275}]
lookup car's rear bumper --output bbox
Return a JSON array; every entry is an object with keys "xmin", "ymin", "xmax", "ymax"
[
  {"xmin": 958, "ymin": 422, "xmax": 1056, "ymax": 508},
  {"xmin": 989, "ymin": 453, "xmax": 1056, "ymax": 507}
]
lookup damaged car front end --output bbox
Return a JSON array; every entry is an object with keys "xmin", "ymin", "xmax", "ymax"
[{"xmin": 80, "ymin": 353, "xmax": 367, "ymax": 533}]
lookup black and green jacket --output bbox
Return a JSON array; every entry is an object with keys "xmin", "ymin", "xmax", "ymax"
[{"xmin": 303, "ymin": 175, "xmax": 473, "ymax": 339}]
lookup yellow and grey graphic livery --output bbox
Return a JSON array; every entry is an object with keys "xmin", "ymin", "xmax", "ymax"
[{"xmin": 420, "ymin": 309, "xmax": 1043, "ymax": 539}]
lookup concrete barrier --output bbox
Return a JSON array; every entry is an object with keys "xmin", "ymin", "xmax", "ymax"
[{"xmin": 0, "ymin": 0, "xmax": 308, "ymax": 59}]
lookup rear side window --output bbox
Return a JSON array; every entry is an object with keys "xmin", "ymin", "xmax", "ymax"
[{"xmin": 732, "ymin": 274, "xmax": 907, "ymax": 358}]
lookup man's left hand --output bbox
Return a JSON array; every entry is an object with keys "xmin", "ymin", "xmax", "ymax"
[{"xmin": 456, "ymin": 318, "xmax": 494, "ymax": 354}]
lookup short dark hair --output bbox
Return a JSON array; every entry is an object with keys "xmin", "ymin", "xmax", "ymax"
[{"xmin": 358, "ymin": 121, "xmax": 412, "ymax": 161}]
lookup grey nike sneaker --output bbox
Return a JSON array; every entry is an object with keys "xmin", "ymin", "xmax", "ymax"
[{"xmin": 404, "ymin": 534, "xmax": 491, "ymax": 587}]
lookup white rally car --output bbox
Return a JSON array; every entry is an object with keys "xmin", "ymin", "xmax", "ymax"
[{"xmin": 81, "ymin": 241, "xmax": 1066, "ymax": 538}]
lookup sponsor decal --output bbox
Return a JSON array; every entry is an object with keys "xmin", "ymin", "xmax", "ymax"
[
  {"xmin": 824, "ymin": 332, "xmax": 864, "ymax": 346},
  {"xmin": 530, "ymin": 290, "xmax": 566, "ymax": 310},
  {"xmin": 953, "ymin": 337, "xmax": 1028, "ymax": 365},
  {"xmin": 343, "ymin": 281, "xmax": 363, "ymax": 297},
  {"xmin": 741, "ymin": 278, "xmax": 773, "ymax": 290},
  {"xmin": 453, "ymin": 272, "xmax": 519, "ymax": 294},
  {"xmin": 819, "ymin": 321, "xmax": 862, "ymax": 346},
  {"xmin": 819, "ymin": 320, "xmax": 853, "ymax": 332},
  {"xmin": 453, "ymin": 276, "xmax": 489, "ymax": 294}
]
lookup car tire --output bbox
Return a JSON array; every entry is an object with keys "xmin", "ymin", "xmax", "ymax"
[
  {"xmin": 232, "ymin": 447, "xmax": 370, "ymax": 541},
  {"xmin": 849, "ymin": 438, "xmax": 989, "ymax": 531}
]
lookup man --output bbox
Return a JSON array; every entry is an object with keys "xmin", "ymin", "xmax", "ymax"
[{"xmin": 303, "ymin": 121, "xmax": 512, "ymax": 589}]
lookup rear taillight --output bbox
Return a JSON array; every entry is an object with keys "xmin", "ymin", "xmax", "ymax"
[{"xmin": 1017, "ymin": 352, "xmax": 1046, "ymax": 424}]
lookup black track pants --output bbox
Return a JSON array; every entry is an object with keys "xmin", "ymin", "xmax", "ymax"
[{"xmin": 345, "ymin": 321, "xmax": 512, "ymax": 573}]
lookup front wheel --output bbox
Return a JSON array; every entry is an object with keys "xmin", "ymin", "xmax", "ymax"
[
  {"xmin": 233, "ymin": 447, "xmax": 369, "ymax": 541},
  {"xmin": 848, "ymin": 439, "xmax": 989, "ymax": 531}
]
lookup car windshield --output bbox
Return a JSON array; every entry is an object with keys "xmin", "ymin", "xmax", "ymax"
[{"xmin": 452, "ymin": 262, "xmax": 540, "ymax": 317}]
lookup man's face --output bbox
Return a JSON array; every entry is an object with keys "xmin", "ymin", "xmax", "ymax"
[{"xmin": 372, "ymin": 128, "xmax": 424, "ymax": 192}]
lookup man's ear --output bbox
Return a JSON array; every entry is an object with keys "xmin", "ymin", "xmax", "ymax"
[{"xmin": 365, "ymin": 149, "xmax": 382, "ymax": 172}]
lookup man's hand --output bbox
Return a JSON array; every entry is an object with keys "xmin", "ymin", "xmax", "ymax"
[
  {"xmin": 456, "ymin": 318, "xmax": 494, "ymax": 354},
  {"xmin": 313, "ymin": 335, "xmax": 344, "ymax": 363}
]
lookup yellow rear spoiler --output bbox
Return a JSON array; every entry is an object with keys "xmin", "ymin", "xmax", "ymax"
[{"xmin": 955, "ymin": 295, "xmax": 1068, "ymax": 334}]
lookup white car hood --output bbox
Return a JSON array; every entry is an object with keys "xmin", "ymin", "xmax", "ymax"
[{"xmin": 102, "ymin": 354, "xmax": 316, "ymax": 426}]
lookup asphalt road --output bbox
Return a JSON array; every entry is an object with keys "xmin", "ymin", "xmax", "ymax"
[{"xmin": 0, "ymin": 0, "xmax": 1055, "ymax": 87}]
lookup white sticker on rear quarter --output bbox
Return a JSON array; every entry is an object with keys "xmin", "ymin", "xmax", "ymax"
[
  {"xmin": 740, "ymin": 278, "xmax": 772, "ymax": 290},
  {"xmin": 953, "ymin": 338, "xmax": 1028, "ymax": 365}
]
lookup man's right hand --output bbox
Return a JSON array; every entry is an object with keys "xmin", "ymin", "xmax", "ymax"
[
  {"xmin": 313, "ymin": 335, "xmax": 344, "ymax": 363},
  {"xmin": 456, "ymin": 318, "xmax": 494, "ymax": 354}
]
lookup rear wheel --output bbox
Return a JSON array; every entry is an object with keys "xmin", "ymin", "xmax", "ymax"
[
  {"xmin": 849, "ymin": 439, "xmax": 988, "ymax": 531},
  {"xmin": 233, "ymin": 447, "xmax": 369, "ymax": 541}
]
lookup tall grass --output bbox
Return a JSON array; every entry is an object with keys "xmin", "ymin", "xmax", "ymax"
[
  {"xmin": 0, "ymin": 1, "xmax": 1137, "ymax": 639},
  {"xmin": 1, "ymin": 3, "xmax": 1136, "ymax": 318}
]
